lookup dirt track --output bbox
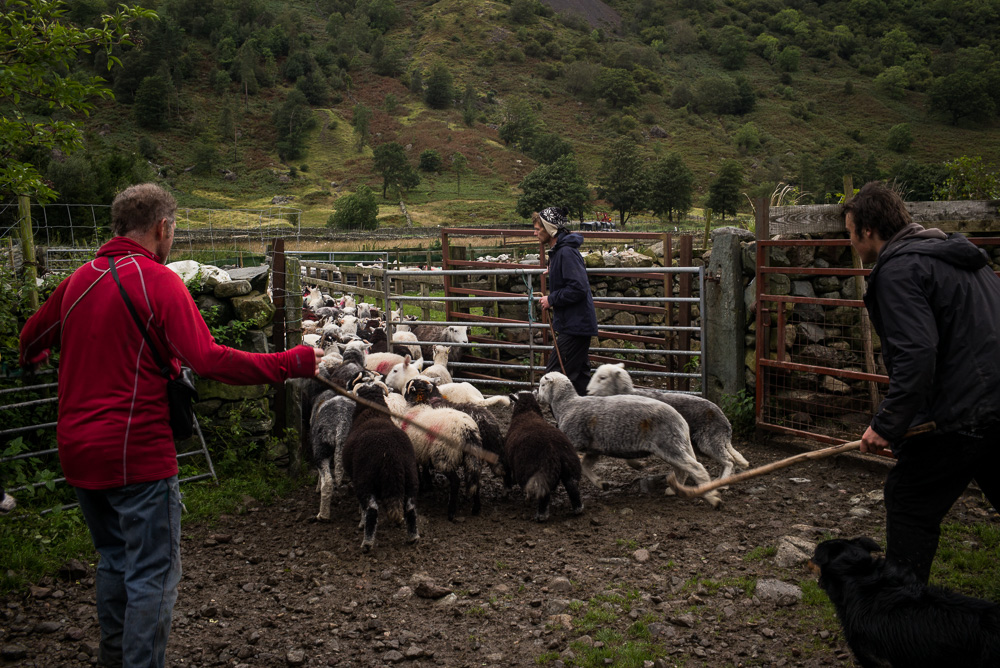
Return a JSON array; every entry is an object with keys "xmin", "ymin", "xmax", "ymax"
[{"xmin": 2, "ymin": 433, "xmax": 996, "ymax": 668}]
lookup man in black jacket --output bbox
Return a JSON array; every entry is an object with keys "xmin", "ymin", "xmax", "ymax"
[
  {"xmin": 533, "ymin": 206, "xmax": 598, "ymax": 395},
  {"xmin": 843, "ymin": 182, "xmax": 1000, "ymax": 583}
]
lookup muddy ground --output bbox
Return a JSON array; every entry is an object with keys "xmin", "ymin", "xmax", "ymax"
[{"xmin": 2, "ymin": 431, "xmax": 997, "ymax": 668}]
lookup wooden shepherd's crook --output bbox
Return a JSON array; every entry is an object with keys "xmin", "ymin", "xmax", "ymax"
[
  {"xmin": 667, "ymin": 422, "xmax": 937, "ymax": 499},
  {"xmin": 315, "ymin": 375, "xmax": 499, "ymax": 466}
]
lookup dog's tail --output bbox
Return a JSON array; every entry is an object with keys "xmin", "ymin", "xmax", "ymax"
[
  {"xmin": 525, "ymin": 472, "xmax": 550, "ymax": 501},
  {"xmin": 727, "ymin": 443, "xmax": 750, "ymax": 470}
]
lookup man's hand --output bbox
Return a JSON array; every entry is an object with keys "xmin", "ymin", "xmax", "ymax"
[
  {"xmin": 540, "ymin": 295, "xmax": 550, "ymax": 310},
  {"xmin": 860, "ymin": 425, "xmax": 890, "ymax": 455},
  {"xmin": 311, "ymin": 347, "xmax": 324, "ymax": 376}
]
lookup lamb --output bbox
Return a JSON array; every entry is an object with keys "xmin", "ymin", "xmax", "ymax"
[
  {"xmin": 310, "ymin": 390, "xmax": 356, "ymax": 520},
  {"xmin": 340, "ymin": 382, "xmax": 420, "ymax": 552},
  {"xmin": 587, "ymin": 363, "xmax": 749, "ymax": 481},
  {"xmin": 420, "ymin": 345, "xmax": 453, "ymax": 385},
  {"xmin": 403, "ymin": 377, "xmax": 506, "ymax": 482},
  {"xmin": 305, "ymin": 286, "xmax": 325, "ymax": 310},
  {"xmin": 395, "ymin": 383, "xmax": 484, "ymax": 520},
  {"xmin": 504, "ymin": 392, "xmax": 584, "ymax": 521},
  {"xmin": 384, "ymin": 355, "xmax": 422, "ymax": 393},
  {"xmin": 339, "ymin": 315, "xmax": 359, "ymax": 337},
  {"xmin": 536, "ymin": 371, "xmax": 722, "ymax": 508},
  {"xmin": 412, "ymin": 324, "xmax": 468, "ymax": 363},
  {"xmin": 436, "ymin": 381, "xmax": 510, "ymax": 407}
]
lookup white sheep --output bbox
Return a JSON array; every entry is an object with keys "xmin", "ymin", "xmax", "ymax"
[
  {"xmin": 305, "ymin": 286, "xmax": 325, "ymax": 310},
  {"xmin": 437, "ymin": 382, "xmax": 509, "ymax": 407},
  {"xmin": 339, "ymin": 315, "xmax": 359, "ymax": 337},
  {"xmin": 384, "ymin": 355, "xmax": 422, "ymax": 393},
  {"xmin": 302, "ymin": 333, "xmax": 322, "ymax": 348},
  {"xmin": 420, "ymin": 345, "xmax": 453, "ymax": 385},
  {"xmin": 366, "ymin": 351, "xmax": 413, "ymax": 377},
  {"xmin": 394, "ymin": 386, "xmax": 484, "ymax": 520},
  {"xmin": 391, "ymin": 330, "xmax": 422, "ymax": 360}
]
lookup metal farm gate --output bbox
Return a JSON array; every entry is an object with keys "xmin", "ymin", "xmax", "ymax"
[
  {"xmin": 754, "ymin": 197, "xmax": 1000, "ymax": 447},
  {"xmin": 297, "ymin": 229, "xmax": 707, "ymax": 394}
]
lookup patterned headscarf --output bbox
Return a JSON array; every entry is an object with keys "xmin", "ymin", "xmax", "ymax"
[{"xmin": 538, "ymin": 206, "xmax": 569, "ymax": 237}]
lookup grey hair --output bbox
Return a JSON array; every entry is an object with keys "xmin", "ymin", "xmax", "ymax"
[{"xmin": 111, "ymin": 183, "xmax": 177, "ymax": 237}]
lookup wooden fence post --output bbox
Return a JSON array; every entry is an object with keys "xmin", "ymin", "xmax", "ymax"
[{"xmin": 18, "ymin": 196, "xmax": 38, "ymax": 310}]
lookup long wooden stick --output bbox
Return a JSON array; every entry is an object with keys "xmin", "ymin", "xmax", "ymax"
[
  {"xmin": 315, "ymin": 376, "xmax": 499, "ymax": 465},
  {"xmin": 667, "ymin": 422, "xmax": 936, "ymax": 499}
]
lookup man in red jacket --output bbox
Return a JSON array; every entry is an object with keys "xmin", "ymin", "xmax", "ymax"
[{"xmin": 20, "ymin": 183, "xmax": 322, "ymax": 668}]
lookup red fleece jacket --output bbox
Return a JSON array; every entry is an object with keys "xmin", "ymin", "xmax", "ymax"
[{"xmin": 20, "ymin": 237, "xmax": 317, "ymax": 490}]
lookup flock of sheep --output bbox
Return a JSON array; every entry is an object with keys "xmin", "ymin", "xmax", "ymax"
[{"xmin": 298, "ymin": 287, "xmax": 750, "ymax": 552}]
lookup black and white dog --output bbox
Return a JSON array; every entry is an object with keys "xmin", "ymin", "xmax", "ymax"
[{"xmin": 810, "ymin": 537, "xmax": 1000, "ymax": 668}]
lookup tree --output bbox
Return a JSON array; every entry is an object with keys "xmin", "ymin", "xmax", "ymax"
[
  {"xmin": 929, "ymin": 71, "xmax": 997, "ymax": 125},
  {"xmin": 875, "ymin": 66, "xmax": 907, "ymax": 99},
  {"xmin": 886, "ymin": 123, "xmax": 912, "ymax": 152},
  {"xmin": 515, "ymin": 155, "xmax": 591, "ymax": 221},
  {"xmin": 596, "ymin": 137, "xmax": 648, "ymax": 226},
  {"xmin": 498, "ymin": 96, "xmax": 540, "ymax": 147},
  {"xmin": 0, "ymin": 1, "xmax": 154, "ymax": 200},
  {"xmin": 526, "ymin": 133, "xmax": 573, "ymax": 165},
  {"xmin": 352, "ymin": 103, "xmax": 372, "ymax": 152},
  {"xmin": 776, "ymin": 46, "xmax": 800, "ymax": 72},
  {"xmin": 461, "ymin": 84, "xmax": 477, "ymax": 127},
  {"xmin": 272, "ymin": 89, "xmax": 317, "ymax": 161},
  {"xmin": 372, "ymin": 141, "xmax": 420, "ymax": 198},
  {"xmin": 328, "ymin": 185, "xmax": 379, "ymax": 230},
  {"xmin": 646, "ymin": 153, "xmax": 693, "ymax": 222},
  {"xmin": 134, "ymin": 75, "xmax": 172, "ymax": 129},
  {"xmin": 424, "ymin": 62, "xmax": 454, "ymax": 109},
  {"xmin": 597, "ymin": 68, "xmax": 640, "ymax": 108},
  {"xmin": 717, "ymin": 25, "xmax": 748, "ymax": 70},
  {"xmin": 419, "ymin": 149, "xmax": 442, "ymax": 173},
  {"xmin": 706, "ymin": 160, "xmax": 744, "ymax": 219},
  {"xmin": 452, "ymin": 152, "xmax": 468, "ymax": 195},
  {"xmin": 934, "ymin": 156, "xmax": 1000, "ymax": 200}
]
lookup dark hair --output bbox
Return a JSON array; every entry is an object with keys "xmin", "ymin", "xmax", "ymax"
[
  {"xmin": 111, "ymin": 183, "xmax": 177, "ymax": 237},
  {"xmin": 840, "ymin": 182, "xmax": 911, "ymax": 239}
]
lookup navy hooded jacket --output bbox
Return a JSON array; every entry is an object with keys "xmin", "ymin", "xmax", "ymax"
[
  {"xmin": 546, "ymin": 232, "xmax": 598, "ymax": 337},
  {"xmin": 865, "ymin": 231, "xmax": 1000, "ymax": 445}
]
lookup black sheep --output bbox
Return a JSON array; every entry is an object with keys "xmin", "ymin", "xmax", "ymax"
[
  {"xmin": 341, "ymin": 382, "xmax": 420, "ymax": 552},
  {"xmin": 505, "ymin": 392, "xmax": 584, "ymax": 522}
]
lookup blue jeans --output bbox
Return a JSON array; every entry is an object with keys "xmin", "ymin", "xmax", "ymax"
[{"xmin": 76, "ymin": 476, "xmax": 182, "ymax": 668}]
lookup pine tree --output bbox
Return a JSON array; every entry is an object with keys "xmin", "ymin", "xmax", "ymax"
[
  {"xmin": 424, "ymin": 62, "xmax": 454, "ymax": 109},
  {"xmin": 706, "ymin": 160, "xmax": 744, "ymax": 219},
  {"xmin": 647, "ymin": 153, "xmax": 694, "ymax": 222},
  {"xmin": 596, "ymin": 137, "xmax": 648, "ymax": 226}
]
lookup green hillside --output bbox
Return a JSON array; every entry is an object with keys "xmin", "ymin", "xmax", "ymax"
[{"xmin": 10, "ymin": 0, "xmax": 1000, "ymax": 232}]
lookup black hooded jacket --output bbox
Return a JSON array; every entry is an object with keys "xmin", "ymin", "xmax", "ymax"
[
  {"xmin": 865, "ymin": 230, "xmax": 1000, "ymax": 445},
  {"xmin": 546, "ymin": 232, "xmax": 598, "ymax": 337}
]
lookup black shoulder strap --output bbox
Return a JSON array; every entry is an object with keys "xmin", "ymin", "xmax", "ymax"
[{"xmin": 108, "ymin": 257, "xmax": 171, "ymax": 377}]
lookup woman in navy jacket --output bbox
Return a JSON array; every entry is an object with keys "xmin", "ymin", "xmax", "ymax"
[{"xmin": 533, "ymin": 206, "xmax": 598, "ymax": 395}]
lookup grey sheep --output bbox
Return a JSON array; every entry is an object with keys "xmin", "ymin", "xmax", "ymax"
[
  {"xmin": 537, "ymin": 372, "xmax": 722, "ymax": 509},
  {"xmin": 309, "ymin": 390, "xmax": 356, "ymax": 521},
  {"xmin": 341, "ymin": 382, "xmax": 420, "ymax": 552},
  {"xmin": 587, "ymin": 363, "xmax": 749, "ymax": 481},
  {"xmin": 505, "ymin": 392, "xmax": 584, "ymax": 522}
]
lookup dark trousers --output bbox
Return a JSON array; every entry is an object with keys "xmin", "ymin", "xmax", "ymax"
[
  {"xmin": 884, "ymin": 429, "xmax": 1000, "ymax": 584},
  {"xmin": 544, "ymin": 333, "xmax": 592, "ymax": 395}
]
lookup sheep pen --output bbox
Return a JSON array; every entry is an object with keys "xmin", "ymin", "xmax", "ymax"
[{"xmin": 5, "ymin": 402, "xmax": 999, "ymax": 667}]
